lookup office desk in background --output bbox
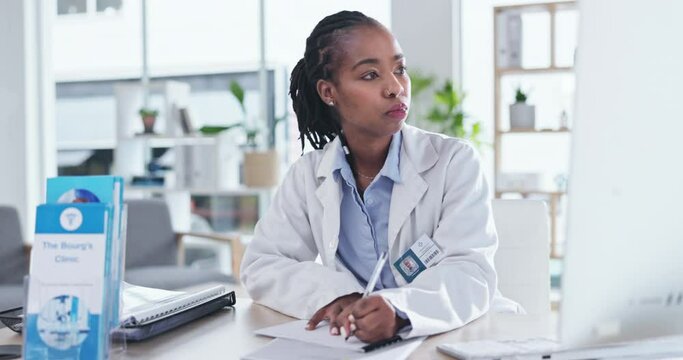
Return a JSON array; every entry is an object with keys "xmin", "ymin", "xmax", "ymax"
[{"xmin": 0, "ymin": 297, "xmax": 556, "ymax": 360}]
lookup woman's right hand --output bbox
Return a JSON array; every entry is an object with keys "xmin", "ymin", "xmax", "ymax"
[{"xmin": 306, "ymin": 293, "xmax": 362, "ymax": 335}]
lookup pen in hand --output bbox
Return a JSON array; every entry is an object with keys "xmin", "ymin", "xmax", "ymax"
[{"xmin": 344, "ymin": 251, "xmax": 388, "ymax": 341}]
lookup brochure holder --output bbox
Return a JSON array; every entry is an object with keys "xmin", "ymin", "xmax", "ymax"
[{"xmin": 23, "ymin": 176, "xmax": 127, "ymax": 359}]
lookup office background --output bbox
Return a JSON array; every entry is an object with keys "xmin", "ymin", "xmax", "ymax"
[{"xmin": 0, "ymin": 0, "xmax": 578, "ymax": 294}]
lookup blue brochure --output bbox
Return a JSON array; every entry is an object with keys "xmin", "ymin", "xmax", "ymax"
[
  {"xmin": 46, "ymin": 176, "xmax": 125, "ymax": 330},
  {"xmin": 25, "ymin": 203, "xmax": 112, "ymax": 360}
]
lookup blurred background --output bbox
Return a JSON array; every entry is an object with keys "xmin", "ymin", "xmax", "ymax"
[{"xmin": 0, "ymin": 0, "xmax": 579, "ymax": 301}]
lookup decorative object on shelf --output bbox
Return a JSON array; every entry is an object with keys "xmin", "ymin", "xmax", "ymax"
[
  {"xmin": 495, "ymin": 11, "xmax": 522, "ymax": 68},
  {"xmin": 426, "ymin": 80, "xmax": 484, "ymax": 150},
  {"xmin": 509, "ymin": 86, "xmax": 535, "ymax": 129},
  {"xmin": 198, "ymin": 81, "xmax": 261, "ymax": 141},
  {"xmin": 554, "ymin": 173, "xmax": 568, "ymax": 192},
  {"xmin": 139, "ymin": 108, "xmax": 159, "ymax": 134},
  {"xmin": 559, "ymin": 110, "xmax": 569, "ymax": 130},
  {"xmin": 243, "ymin": 150, "xmax": 279, "ymax": 188},
  {"xmin": 178, "ymin": 107, "xmax": 195, "ymax": 135},
  {"xmin": 197, "ymin": 80, "xmax": 278, "ymax": 188}
]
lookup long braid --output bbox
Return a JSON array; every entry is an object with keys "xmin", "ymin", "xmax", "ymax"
[{"xmin": 289, "ymin": 11, "xmax": 382, "ymax": 151}]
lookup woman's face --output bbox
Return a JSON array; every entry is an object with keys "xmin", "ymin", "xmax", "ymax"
[{"xmin": 318, "ymin": 26, "xmax": 411, "ymax": 140}]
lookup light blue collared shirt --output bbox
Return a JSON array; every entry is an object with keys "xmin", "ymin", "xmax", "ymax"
[{"xmin": 333, "ymin": 131, "xmax": 402, "ymax": 290}]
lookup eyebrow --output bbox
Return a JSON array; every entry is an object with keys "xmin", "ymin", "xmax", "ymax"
[{"xmin": 351, "ymin": 54, "xmax": 405, "ymax": 70}]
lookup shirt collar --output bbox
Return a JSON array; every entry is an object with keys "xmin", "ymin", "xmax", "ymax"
[{"xmin": 332, "ymin": 131, "xmax": 402, "ymax": 184}]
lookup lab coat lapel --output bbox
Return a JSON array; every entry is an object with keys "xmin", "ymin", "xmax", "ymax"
[
  {"xmin": 315, "ymin": 140, "xmax": 342, "ymax": 263},
  {"xmin": 388, "ymin": 126, "xmax": 438, "ymax": 249}
]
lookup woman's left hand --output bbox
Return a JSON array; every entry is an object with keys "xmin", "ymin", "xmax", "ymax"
[{"xmin": 338, "ymin": 295, "xmax": 407, "ymax": 343}]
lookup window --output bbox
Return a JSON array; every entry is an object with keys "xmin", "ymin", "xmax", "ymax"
[
  {"xmin": 57, "ymin": 0, "xmax": 122, "ymax": 16},
  {"xmin": 57, "ymin": 0, "xmax": 87, "ymax": 15},
  {"xmin": 97, "ymin": 0, "xmax": 123, "ymax": 13}
]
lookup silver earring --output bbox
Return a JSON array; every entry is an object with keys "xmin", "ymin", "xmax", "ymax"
[{"xmin": 328, "ymin": 100, "xmax": 334, "ymax": 106}]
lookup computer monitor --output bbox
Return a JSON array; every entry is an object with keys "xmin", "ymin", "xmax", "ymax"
[{"xmin": 560, "ymin": 0, "xmax": 683, "ymax": 347}]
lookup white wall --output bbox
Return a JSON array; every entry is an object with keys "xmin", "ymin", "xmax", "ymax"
[
  {"xmin": 392, "ymin": 0, "xmax": 461, "ymax": 86},
  {"xmin": 0, "ymin": 0, "xmax": 56, "ymax": 241},
  {"xmin": 53, "ymin": 0, "xmax": 391, "ymax": 81},
  {"xmin": 265, "ymin": 1, "xmax": 391, "ymax": 70}
]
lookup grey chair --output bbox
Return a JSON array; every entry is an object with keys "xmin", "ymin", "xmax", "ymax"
[
  {"xmin": 124, "ymin": 199, "xmax": 242, "ymax": 290},
  {"xmin": 0, "ymin": 206, "xmax": 30, "ymax": 311}
]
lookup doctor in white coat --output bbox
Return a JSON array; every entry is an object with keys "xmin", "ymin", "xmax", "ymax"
[{"xmin": 241, "ymin": 11, "xmax": 518, "ymax": 343}]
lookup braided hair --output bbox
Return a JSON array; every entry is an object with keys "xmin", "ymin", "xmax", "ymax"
[{"xmin": 289, "ymin": 11, "xmax": 383, "ymax": 151}]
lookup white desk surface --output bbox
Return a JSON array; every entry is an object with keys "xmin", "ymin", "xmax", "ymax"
[{"xmin": 0, "ymin": 296, "xmax": 556, "ymax": 360}]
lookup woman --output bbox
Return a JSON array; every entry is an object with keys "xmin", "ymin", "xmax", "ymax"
[{"xmin": 240, "ymin": 10, "xmax": 518, "ymax": 343}]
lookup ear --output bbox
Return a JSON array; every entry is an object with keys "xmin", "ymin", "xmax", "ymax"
[{"xmin": 316, "ymin": 79, "xmax": 336, "ymax": 105}]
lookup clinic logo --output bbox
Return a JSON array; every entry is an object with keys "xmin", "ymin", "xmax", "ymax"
[{"xmin": 59, "ymin": 207, "xmax": 83, "ymax": 231}]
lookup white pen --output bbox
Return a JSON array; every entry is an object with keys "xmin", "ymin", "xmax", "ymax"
[{"xmin": 344, "ymin": 251, "xmax": 388, "ymax": 341}]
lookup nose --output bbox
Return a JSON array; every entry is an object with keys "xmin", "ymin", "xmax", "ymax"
[{"xmin": 384, "ymin": 75, "xmax": 405, "ymax": 98}]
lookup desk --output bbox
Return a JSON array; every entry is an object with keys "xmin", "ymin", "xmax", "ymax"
[{"xmin": 0, "ymin": 298, "xmax": 556, "ymax": 359}]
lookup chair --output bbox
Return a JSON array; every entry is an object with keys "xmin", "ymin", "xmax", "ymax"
[
  {"xmin": 492, "ymin": 199, "xmax": 551, "ymax": 315},
  {"xmin": 0, "ymin": 206, "xmax": 30, "ymax": 311},
  {"xmin": 124, "ymin": 199, "xmax": 243, "ymax": 290}
]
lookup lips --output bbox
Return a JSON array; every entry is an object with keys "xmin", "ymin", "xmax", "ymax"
[{"xmin": 385, "ymin": 103, "xmax": 409, "ymax": 119}]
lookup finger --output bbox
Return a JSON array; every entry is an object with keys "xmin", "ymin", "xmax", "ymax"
[
  {"xmin": 336, "ymin": 304, "xmax": 355, "ymax": 339},
  {"xmin": 307, "ymin": 306, "xmax": 328, "ymax": 330},
  {"xmin": 351, "ymin": 296, "xmax": 383, "ymax": 318},
  {"xmin": 327, "ymin": 303, "xmax": 343, "ymax": 335}
]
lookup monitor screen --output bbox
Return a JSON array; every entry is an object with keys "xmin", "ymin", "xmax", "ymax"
[{"xmin": 560, "ymin": 0, "xmax": 683, "ymax": 347}]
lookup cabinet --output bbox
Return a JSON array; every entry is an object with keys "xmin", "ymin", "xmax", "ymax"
[{"xmin": 493, "ymin": 1, "xmax": 578, "ymax": 258}]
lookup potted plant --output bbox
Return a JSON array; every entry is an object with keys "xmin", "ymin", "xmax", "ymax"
[
  {"xmin": 139, "ymin": 108, "xmax": 159, "ymax": 134},
  {"xmin": 426, "ymin": 80, "xmax": 484, "ymax": 150},
  {"xmin": 509, "ymin": 86, "xmax": 535, "ymax": 129},
  {"xmin": 199, "ymin": 80, "xmax": 278, "ymax": 188}
]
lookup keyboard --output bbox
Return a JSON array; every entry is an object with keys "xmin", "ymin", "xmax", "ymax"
[{"xmin": 437, "ymin": 336, "xmax": 683, "ymax": 360}]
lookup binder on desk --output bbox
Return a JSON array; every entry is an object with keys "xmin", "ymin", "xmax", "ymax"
[
  {"xmin": 113, "ymin": 283, "xmax": 236, "ymax": 341},
  {"xmin": 8, "ymin": 284, "xmax": 235, "ymax": 343}
]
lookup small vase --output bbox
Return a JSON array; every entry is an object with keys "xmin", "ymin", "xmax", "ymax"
[
  {"xmin": 142, "ymin": 115, "xmax": 157, "ymax": 134},
  {"xmin": 509, "ymin": 103, "xmax": 535, "ymax": 129},
  {"xmin": 243, "ymin": 150, "xmax": 279, "ymax": 188}
]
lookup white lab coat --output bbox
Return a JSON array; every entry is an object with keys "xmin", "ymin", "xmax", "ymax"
[{"xmin": 240, "ymin": 124, "xmax": 519, "ymax": 338}]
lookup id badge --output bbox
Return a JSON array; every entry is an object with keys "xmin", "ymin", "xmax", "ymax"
[{"xmin": 393, "ymin": 234, "xmax": 444, "ymax": 283}]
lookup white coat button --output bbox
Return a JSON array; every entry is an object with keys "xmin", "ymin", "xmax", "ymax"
[
  {"xmin": 367, "ymin": 198, "xmax": 374, "ymax": 205},
  {"xmin": 329, "ymin": 239, "xmax": 337, "ymax": 249}
]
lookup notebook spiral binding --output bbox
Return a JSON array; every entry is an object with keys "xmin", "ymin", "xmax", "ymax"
[{"xmin": 126, "ymin": 287, "xmax": 230, "ymax": 326}]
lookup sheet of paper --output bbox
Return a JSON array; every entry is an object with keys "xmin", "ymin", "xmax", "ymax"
[
  {"xmin": 254, "ymin": 319, "xmax": 364, "ymax": 351},
  {"xmin": 242, "ymin": 337, "xmax": 424, "ymax": 360}
]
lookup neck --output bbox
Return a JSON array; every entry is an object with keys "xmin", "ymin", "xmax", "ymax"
[{"xmin": 343, "ymin": 131, "xmax": 393, "ymax": 177}]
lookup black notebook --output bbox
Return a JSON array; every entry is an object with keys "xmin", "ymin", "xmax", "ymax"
[{"xmin": 113, "ymin": 283, "xmax": 235, "ymax": 341}]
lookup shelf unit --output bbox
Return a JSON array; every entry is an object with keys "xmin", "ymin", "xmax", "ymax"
[
  {"xmin": 113, "ymin": 80, "xmax": 244, "ymax": 190},
  {"xmin": 493, "ymin": 1, "xmax": 577, "ymax": 258}
]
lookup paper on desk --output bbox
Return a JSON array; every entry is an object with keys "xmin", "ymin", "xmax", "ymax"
[
  {"xmin": 254, "ymin": 319, "xmax": 365, "ymax": 351},
  {"xmin": 242, "ymin": 337, "xmax": 423, "ymax": 360},
  {"xmin": 254, "ymin": 319, "xmax": 424, "ymax": 353}
]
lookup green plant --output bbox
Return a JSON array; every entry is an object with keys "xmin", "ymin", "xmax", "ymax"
[
  {"xmin": 515, "ymin": 87, "xmax": 528, "ymax": 103},
  {"xmin": 199, "ymin": 80, "xmax": 260, "ymax": 147},
  {"xmin": 406, "ymin": 71, "xmax": 435, "ymax": 122},
  {"xmin": 138, "ymin": 108, "xmax": 158, "ymax": 117},
  {"xmin": 409, "ymin": 70, "xmax": 435, "ymax": 99},
  {"xmin": 426, "ymin": 80, "xmax": 483, "ymax": 149}
]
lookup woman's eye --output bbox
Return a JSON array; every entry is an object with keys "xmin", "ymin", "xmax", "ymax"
[
  {"xmin": 362, "ymin": 72, "xmax": 379, "ymax": 80},
  {"xmin": 395, "ymin": 66, "xmax": 408, "ymax": 75}
]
